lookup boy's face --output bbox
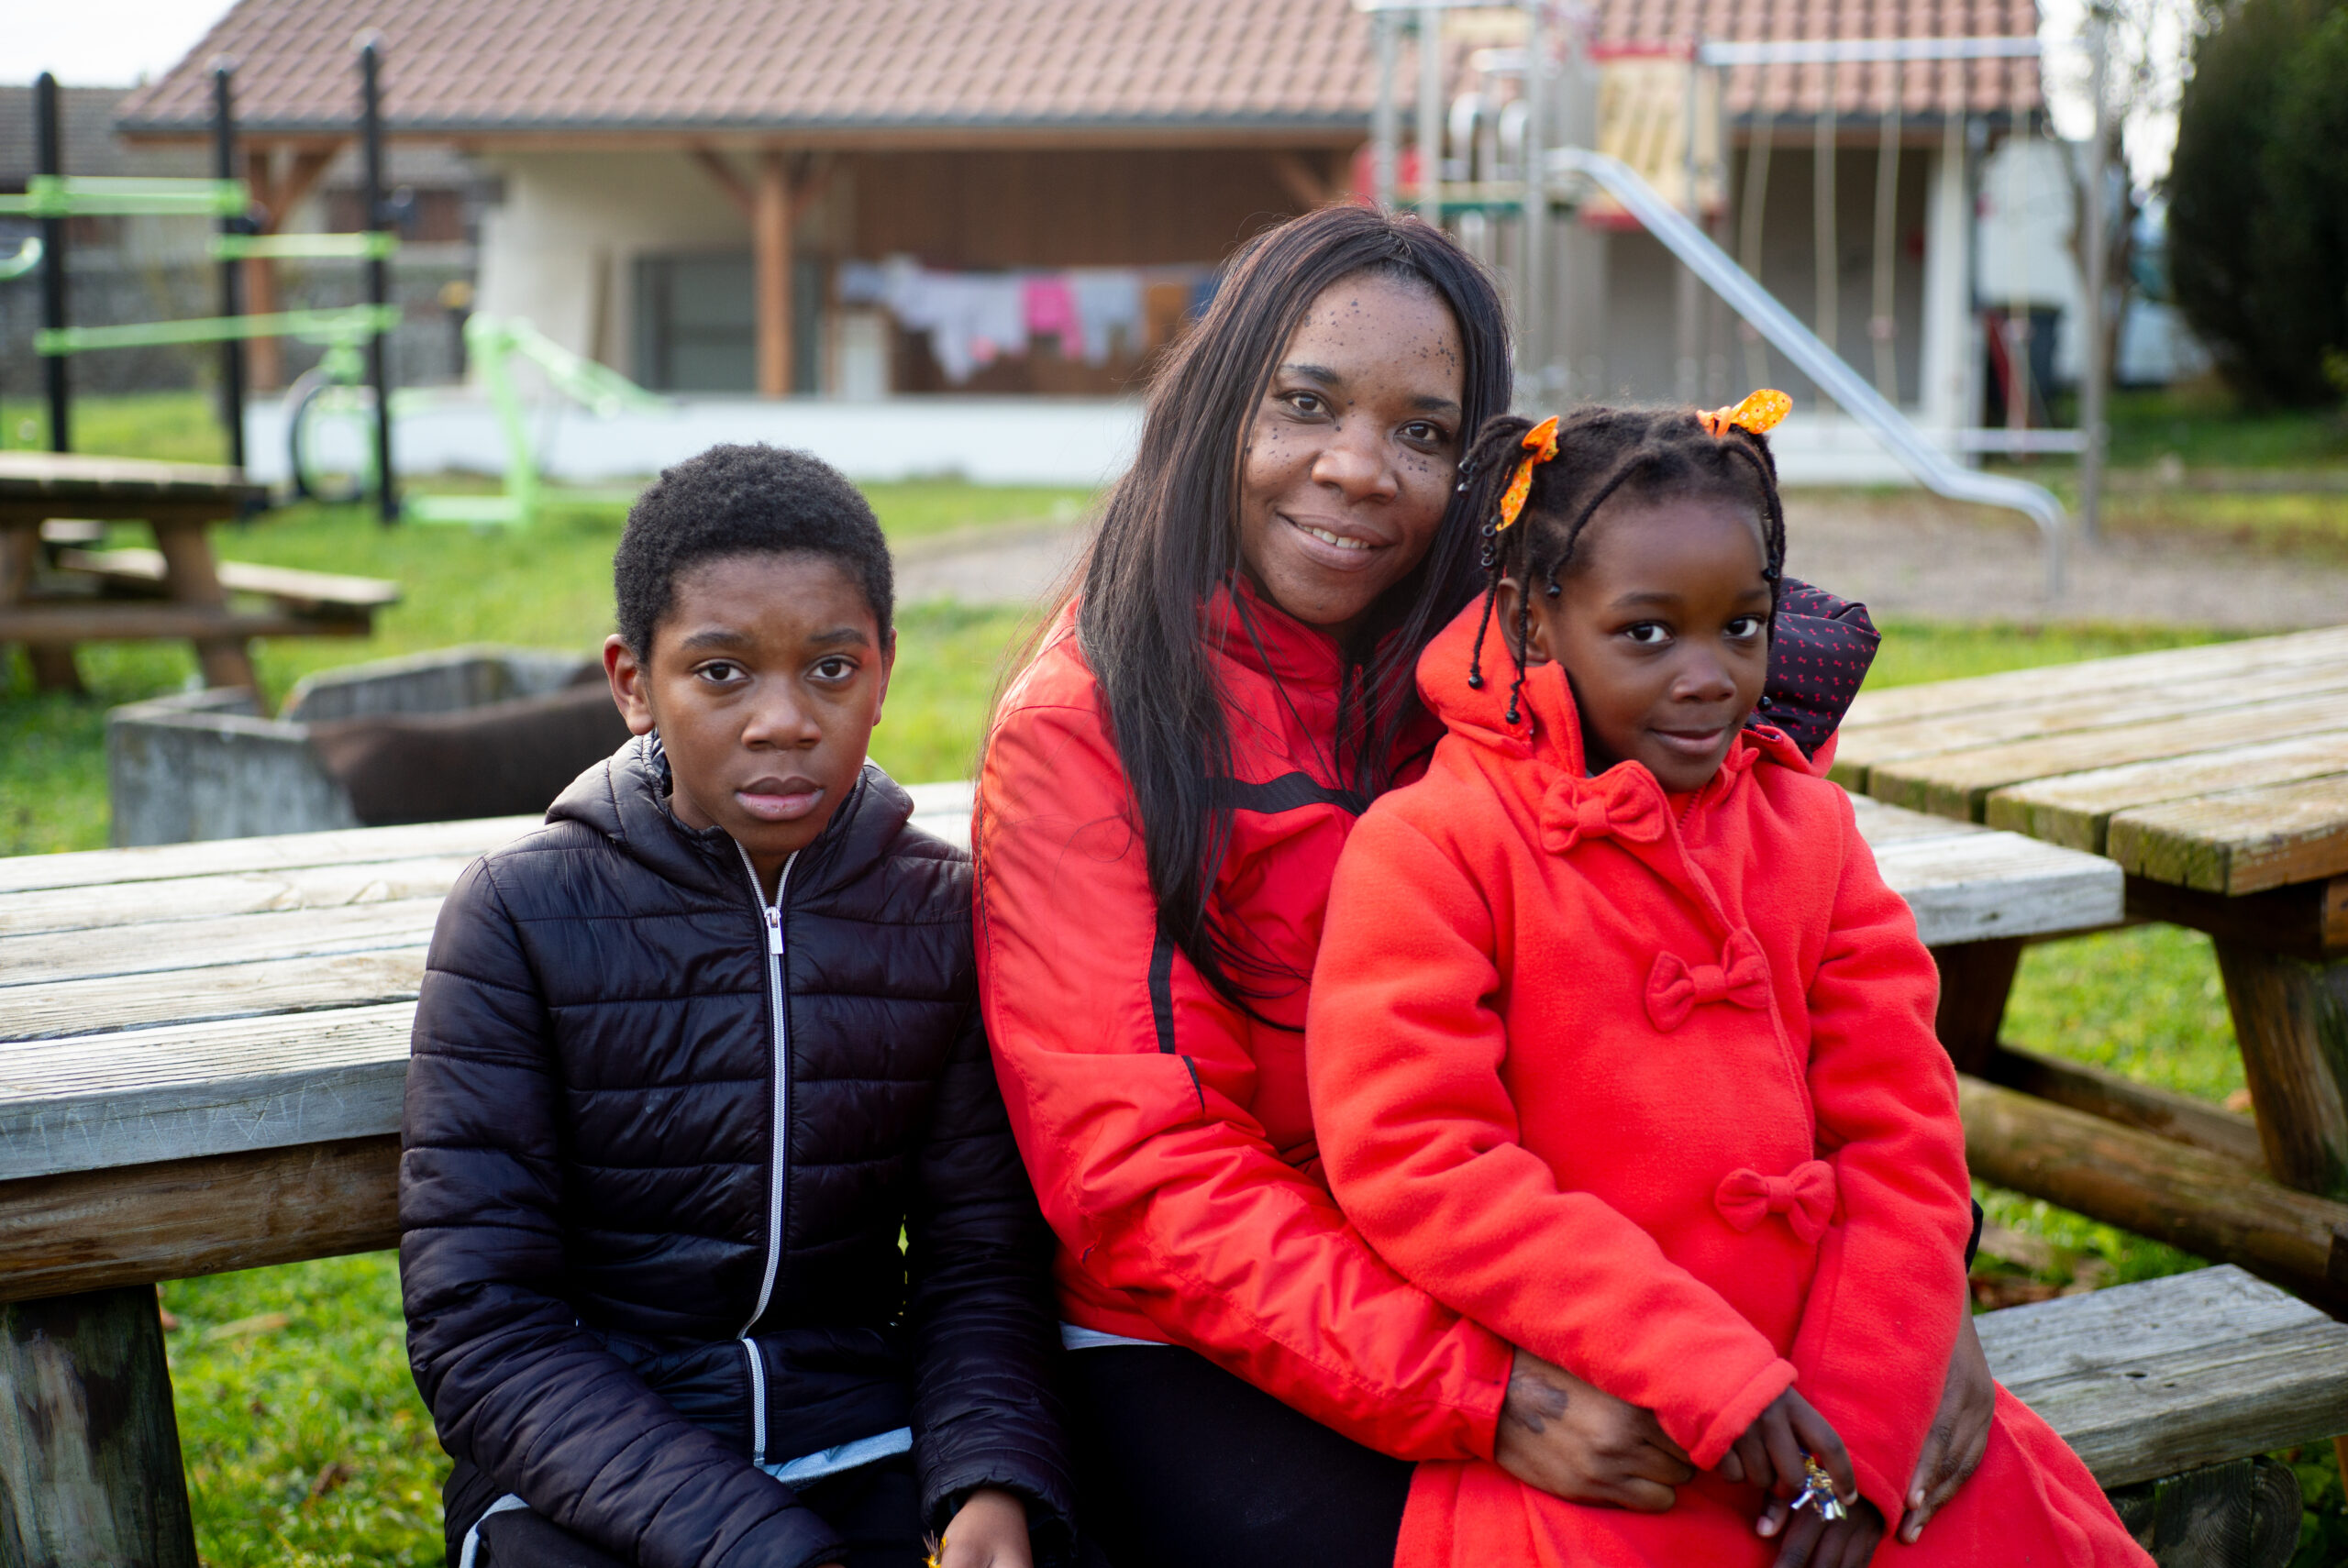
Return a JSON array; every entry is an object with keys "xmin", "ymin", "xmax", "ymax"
[
  {"xmin": 604, "ymin": 550, "xmax": 892, "ymax": 893},
  {"xmin": 1501, "ymin": 493, "xmax": 1772, "ymax": 794}
]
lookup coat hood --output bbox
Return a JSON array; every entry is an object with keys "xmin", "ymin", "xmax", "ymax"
[{"xmin": 547, "ymin": 732, "xmax": 920, "ymax": 903}]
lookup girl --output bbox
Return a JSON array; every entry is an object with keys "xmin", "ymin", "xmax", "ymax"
[{"xmin": 1304, "ymin": 399, "xmax": 2150, "ymax": 1568}]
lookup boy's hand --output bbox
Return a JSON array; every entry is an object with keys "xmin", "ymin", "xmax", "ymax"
[
  {"xmin": 1494, "ymin": 1346, "xmax": 1695, "ymax": 1511},
  {"xmin": 1717, "ymin": 1387, "xmax": 1854, "ymax": 1506},
  {"xmin": 935, "ymin": 1487, "xmax": 1032, "ymax": 1568},
  {"xmin": 1756, "ymin": 1493, "xmax": 1886, "ymax": 1568}
]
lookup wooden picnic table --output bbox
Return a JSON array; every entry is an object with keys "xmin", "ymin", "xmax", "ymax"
[
  {"xmin": 1833, "ymin": 624, "xmax": 2348, "ymax": 1310},
  {"xmin": 0, "ymin": 450, "xmax": 393, "ymax": 695},
  {"xmin": 8, "ymin": 784, "xmax": 2348, "ymax": 1564}
]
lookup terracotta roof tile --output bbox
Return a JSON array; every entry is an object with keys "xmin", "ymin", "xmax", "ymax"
[{"xmin": 115, "ymin": 0, "xmax": 2040, "ymax": 138}]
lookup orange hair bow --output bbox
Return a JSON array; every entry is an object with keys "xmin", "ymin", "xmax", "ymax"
[
  {"xmin": 1494, "ymin": 414, "xmax": 1561, "ymax": 532},
  {"xmin": 1699, "ymin": 388, "xmax": 1791, "ymax": 440}
]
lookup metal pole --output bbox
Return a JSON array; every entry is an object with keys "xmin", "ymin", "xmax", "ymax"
[
  {"xmin": 1813, "ymin": 58, "xmax": 1838, "ymax": 360},
  {"xmin": 1675, "ymin": 46, "xmax": 1701, "ymax": 403},
  {"xmin": 359, "ymin": 38, "xmax": 397, "ymax": 524},
  {"xmin": 1520, "ymin": 0, "xmax": 1548, "ymax": 403},
  {"xmin": 1417, "ymin": 5, "xmax": 1445, "ymax": 224},
  {"xmin": 2078, "ymin": 12, "xmax": 2110, "ymax": 544},
  {"xmin": 212, "ymin": 62, "xmax": 247, "ymax": 472},
  {"xmin": 1375, "ymin": 13, "xmax": 1400, "ymax": 210},
  {"xmin": 34, "ymin": 73, "xmax": 70, "ymax": 453}
]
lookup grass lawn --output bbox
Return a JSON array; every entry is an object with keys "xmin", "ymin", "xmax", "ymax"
[{"xmin": 6, "ymin": 396, "xmax": 2342, "ymax": 1563}]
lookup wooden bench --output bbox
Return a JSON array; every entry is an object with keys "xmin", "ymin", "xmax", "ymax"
[
  {"xmin": 0, "ymin": 451, "xmax": 398, "ymax": 694},
  {"xmin": 39, "ymin": 784, "xmax": 2339, "ymax": 1564}
]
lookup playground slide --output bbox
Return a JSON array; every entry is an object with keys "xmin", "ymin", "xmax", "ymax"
[{"xmin": 1547, "ymin": 147, "xmax": 2070, "ymax": 596}]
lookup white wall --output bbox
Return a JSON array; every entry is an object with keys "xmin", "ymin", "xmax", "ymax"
[
  {"xmin": 1976, "ymin": 138, "xmax": 2088, "ymax": 383},
  {"xmin": 472, "ymin": 151, "xmax": 755, "ymax": 381}
]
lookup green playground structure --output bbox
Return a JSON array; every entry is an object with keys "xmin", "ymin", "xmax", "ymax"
[{"xmin": 6, "ymin": 55, "xmax": 405, "ymax": 522}]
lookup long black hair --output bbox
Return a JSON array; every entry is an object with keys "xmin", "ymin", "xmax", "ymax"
[
  {"xmin": 1455, "ymin": 404, "xmax": 1789, "ymax": 725},
  {"xmin": 1064, "ymin": 205, "xmax": 1512, "ymax": 1010}
]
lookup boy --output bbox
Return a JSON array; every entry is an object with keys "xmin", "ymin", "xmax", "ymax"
[{"xmin": 403, "ymin": 444, "xmax": 1072, "ymax": 1568}]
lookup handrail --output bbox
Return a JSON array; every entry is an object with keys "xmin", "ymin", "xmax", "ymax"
[{"xmin": 1547, "ymin": 146, "xmax": 2067, "ymax": 596}]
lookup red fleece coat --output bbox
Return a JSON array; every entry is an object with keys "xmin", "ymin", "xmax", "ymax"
[
  {"xmin": 1307, "ymin": 604, "xmax": 2151, "ymax": 1567},
  {"xmin": 975, "ymin": 581, "xmax": 1517, "ymax": 1462}
]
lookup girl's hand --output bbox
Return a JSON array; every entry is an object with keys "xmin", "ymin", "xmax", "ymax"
[
  {"xmin": 1757, "ymin": 1494, "xmax": 1887, "ymax": 1568},
  {"xmin": 1717, "ymin": 1387, "xmax": 1854, "ymax": 1506},
  {"xmin": 1494, "ymin": 1346, "xmax": 1696, "ymax": 1511},
  {"xmin": 935, "ymin": 1487, "xmax": 1033, "ymax": 1568}
]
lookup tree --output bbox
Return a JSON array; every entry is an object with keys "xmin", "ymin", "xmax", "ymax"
[{"xmin": 2168, "ymin": 0, "xmax": 2348, "ymax": 405}]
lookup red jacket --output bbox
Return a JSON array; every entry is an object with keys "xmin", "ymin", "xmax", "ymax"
[
  {"xmin": 1307, "ymin": 604, "xmax": 2150, "ymax": 1565},
  {"xmin": 974, "ymin": 581, "xmax": 1515, "ymax": 1461}
]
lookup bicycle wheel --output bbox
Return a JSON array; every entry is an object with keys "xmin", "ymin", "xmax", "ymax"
[{"xmin": 286, "ymin": 370, "xmax": 379, "ymax": 506}]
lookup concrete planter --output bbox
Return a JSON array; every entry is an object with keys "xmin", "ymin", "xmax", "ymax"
[{"xmin": 107, "ymin": 646, "xmax": 598, "ymax": 846}]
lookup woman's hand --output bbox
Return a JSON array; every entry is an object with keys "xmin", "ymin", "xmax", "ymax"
[
  {"xmin": 934, "ymin": 1487, "xmax": 1033, "ymax": 1568},
  {"xmin": 1897, "ymin": 1310, "xmax": 1993, "ymax": 1541},
  {"xmin": 1717, "ymin": 1387, "xmax": 1853, "ymax": 1506},
  {"xmin": 1493, "ymin": 1346, "xmax": 1695, "ymax": 1511}
]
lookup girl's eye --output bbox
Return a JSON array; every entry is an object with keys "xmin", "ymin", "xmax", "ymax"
[
  {"xmin": 1623, "ymin": 623, "xmax": 1671, "ymax": 646},
  {"xmin": 1726, "ymin": 616, "xmax": 1765, "ymax": 639}
]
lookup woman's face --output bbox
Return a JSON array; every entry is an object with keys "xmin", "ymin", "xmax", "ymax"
[{"xmin": 1235, "ymin": 272, "xmax": 1467, "ymax": 645}]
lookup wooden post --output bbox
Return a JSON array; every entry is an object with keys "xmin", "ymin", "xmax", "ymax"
[
  {"xmin": 0, "ymin": 1286, "xmax": 198, "ymax": 1568},
  {"xmin": 242, "ymin": 146, "xmax": 340, "ymax": 392},
  {"xmin": 151, "ymin": 522, "xmax": 256, "ymax": 691},
  {"xmin": 755, "ymin": 150, "xmax": 793, "ymax": 399},
  {"xmin": 1930, "ymin": 936, "xmax": 2027, "ymax": 1077},
  {"xmin": 2214, "ymin": 941, "xmax": 2348, "ymax": 1202},
  {"xmin": 0, "ymin": 523, "xmax": 82, "ymax": 695}
]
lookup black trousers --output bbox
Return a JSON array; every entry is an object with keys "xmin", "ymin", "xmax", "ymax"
[
  {"xmin": 448, "ymin": 1453, "xmax": 927, "ymax": 1568},
  {"xmin": 1064, "ymin": 1345, "xmax": 1412, "ymax": 1568}
]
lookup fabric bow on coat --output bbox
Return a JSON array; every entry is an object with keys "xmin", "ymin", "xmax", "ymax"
[
  {"xmin": 1540, "ymin": 769, "xmax": 1667, "ymax": 856},
  {"xmin": 1713, "ymin": 1160, "xmax": 1838, "ymax": 1242},
  {"xmin": 1644, "ymin": 930, "xmax": 1771, "ymax": 1032}
]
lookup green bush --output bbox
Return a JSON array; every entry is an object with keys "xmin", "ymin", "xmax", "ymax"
[{"xmin": 2169, "ymin": 0, "xmax": 2348, "ymax": 406}]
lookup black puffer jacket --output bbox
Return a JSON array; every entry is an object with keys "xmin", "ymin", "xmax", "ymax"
[{"xmin": 402, "ymin": 735, "xmax": 1072, "ymax": 1568}]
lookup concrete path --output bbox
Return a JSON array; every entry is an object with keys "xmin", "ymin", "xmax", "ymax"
[{"xmin": 896, "ymin": 493, "xmax": 2348, "ymax": 631}]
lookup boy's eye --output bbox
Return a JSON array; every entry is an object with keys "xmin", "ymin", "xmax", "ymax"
[
  {"xmin": 696, "ymin": 660, "xmax": 746, "ymax": 684},
  {"xmin": 811, "ymin": 657, "xmax": 856, "ymax": 682}
]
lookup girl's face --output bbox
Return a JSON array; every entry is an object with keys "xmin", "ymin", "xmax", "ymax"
[
  {"xmin": 1501, "ymin": 491, "xmax": 1773, "ymax": 793},
  {"xmin": 1235, "ymin": 272, "xmax": 1467, "ymax": 646}
]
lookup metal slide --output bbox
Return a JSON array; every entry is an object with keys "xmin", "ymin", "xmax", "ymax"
[{"xmin": 1548, "ymin": 146, "xmax": 2068, "ymax": 595}]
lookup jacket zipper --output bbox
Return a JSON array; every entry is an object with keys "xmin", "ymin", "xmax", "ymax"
[{"xmin": 732, "ymin": 843, "xmax": 797, "ymax": 1467}]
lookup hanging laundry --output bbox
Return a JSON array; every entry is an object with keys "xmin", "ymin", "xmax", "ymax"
[
  {"xmin": 1023, "ymin": 273, "xmax": 1084, "ymax": 360},
  {"xmin": 835, "ymin": 259, "xmax": 890, "ymax": 306},
  {"xmin": 875, "ymin": 259, "xmax": 1030, "ymax": 384},
  {"xmin": 1068, "ymin": 269, "xmax": 1144, "ymax": 366},
  {"xmin": 1142, "ymin": 279, "xmax": 1193, "ymax": 351}
]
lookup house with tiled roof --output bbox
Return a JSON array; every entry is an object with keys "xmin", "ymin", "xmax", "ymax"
[{"xmin": 112, "ymin": 0, "xmax": 2060, "ymax": 475}]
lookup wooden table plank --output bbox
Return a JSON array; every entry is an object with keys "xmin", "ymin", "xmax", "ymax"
[
  {"xmin": 2, "ymin": 950, "xmax": 425, "ymax": 1043},
  {"xmin": 2107, "ymin": 776, "xmax": 2348, "ymax": 896},
  {"xmin": 1984, "ymin": 734, "xmax": 2348, "ymax": 852},
  {"xmin": 1977, "ymin": 1264, "xmax": 2348, "ymax": 1486},
  {"xmin": 0, "ymin": 817, "xmax": 538, "ymax": 896},
  {"xmin": 1833, "ymin": 663, "xmax": 2348, "ymax": 786},
  {"xmin": 1871, "ymin": 831, "xmax": 2123, "ymax": 945},
  {"xmin": 0, "ymin": 898, "xmax": 444, "ymax": 990},
  {"xmin": 0, "ymin": 451, "xmax": 265, "ymax": 505},
  {"xmin": 1864, "ymin": 690, "xmax": 2348, "ymax": 822},
  {"xmin": 0, "ymin": 1008, "xmax": 414, "ymax": 1181},
  {"xmin": 1839, "ymin": 626, "xmax": 2348, "ymax": 731},
  {"xmin": 0, "ymin": 856, "xmax": 476, "ymax": 939}
]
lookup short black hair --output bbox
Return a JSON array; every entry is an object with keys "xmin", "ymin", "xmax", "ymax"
[{"xmin": 614, "ymin": 443, "xmax": 893, "ymax": 658}]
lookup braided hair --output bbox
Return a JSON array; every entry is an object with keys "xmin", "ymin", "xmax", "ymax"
[{"xmin": 1455, "ymin": 405, "xmax": 1789, "ymax": 725}]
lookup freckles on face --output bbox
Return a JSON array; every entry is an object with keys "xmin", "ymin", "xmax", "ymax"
[
  {"xmin": 1539, "ymin": 494, "xmax": 1776, "ymax": 792},
  {"xmin": 1235, "ymin": 272, "xmax": 1467, "ymax": 645}
]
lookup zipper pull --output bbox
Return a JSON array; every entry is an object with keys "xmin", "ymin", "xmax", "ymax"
[{"xmin": 765, "ymin": 903, "xmax": 784, "ymax": 955}]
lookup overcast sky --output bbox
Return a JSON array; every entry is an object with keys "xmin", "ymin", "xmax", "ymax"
[{"xmin": 7, "ymin": 0, "xmax": 2181, "ymax": 183}]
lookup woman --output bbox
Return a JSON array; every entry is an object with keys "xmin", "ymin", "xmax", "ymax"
[{"xmin": 974, "ymin": 204, "xmax": 1990, "ymax": 1568}]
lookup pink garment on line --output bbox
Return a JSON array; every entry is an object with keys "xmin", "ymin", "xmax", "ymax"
[{"xmin": 1023, "ymin": 274, "xmax": 1083, "ymax": 360}]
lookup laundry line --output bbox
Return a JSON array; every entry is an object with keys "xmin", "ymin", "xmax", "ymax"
[{"xmin": 834, "ymin": 256, "xmax": 1218, "ymax": 383}]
